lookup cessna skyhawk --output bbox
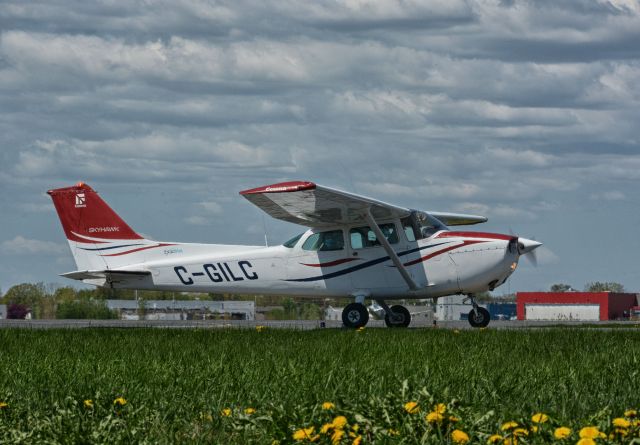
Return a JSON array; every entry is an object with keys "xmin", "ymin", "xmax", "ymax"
[{"xmin": 48, "ymin": 181, "xmax": 541, "ymax": 328}]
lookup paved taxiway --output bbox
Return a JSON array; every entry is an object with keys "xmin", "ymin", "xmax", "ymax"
[{"xmin": 1, "ymin": 319, "xmax": 639, "ymax": 330}]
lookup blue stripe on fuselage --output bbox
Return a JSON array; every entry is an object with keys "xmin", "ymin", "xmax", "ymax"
[{"xmin": 285, "ymin": 241, "xmax": 453, "ymax": 282}]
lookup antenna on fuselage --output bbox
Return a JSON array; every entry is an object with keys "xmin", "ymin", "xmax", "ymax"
[{"xmin": 262, "ymin": 214, "xmax": 269, "ymax": 247}]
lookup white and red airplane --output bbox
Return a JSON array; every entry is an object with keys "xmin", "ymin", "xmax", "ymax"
[{"xmin": 48, "ymin": 181, "xmax": 541, "ymax": 328}]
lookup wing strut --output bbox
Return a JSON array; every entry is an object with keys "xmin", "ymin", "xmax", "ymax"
[{"xmin": 365, "ymin": 209, "xmax": 419, "ymax": 291}]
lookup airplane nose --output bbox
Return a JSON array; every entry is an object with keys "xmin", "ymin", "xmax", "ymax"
[{"xmin": 518, "ymin": 238, "xmax": 542, "ymax": 254}]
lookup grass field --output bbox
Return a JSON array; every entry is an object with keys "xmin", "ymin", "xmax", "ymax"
[{"xmin": 1, "ymin": 327, "xmax": 639, "ymax": 443}]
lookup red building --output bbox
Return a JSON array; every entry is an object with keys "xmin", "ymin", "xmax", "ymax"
[{"xmin": 516, "ymin": 292, "xmax": 638, "ymax": 321}]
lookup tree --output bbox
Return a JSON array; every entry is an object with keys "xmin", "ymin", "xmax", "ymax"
[
  {"xmin": 550, "ymin": 283, "xmax": 572, "ymax": 292},
  {"xmin": 7, "ymin": 303, "xmax": 30, "ymax": 319},
  {"xmin": 4, "ymin": 283, "xmax": 46, "ymax": 318},
  {"xmin": 585, "ymin": 281, "xmax": 625, "ymax": 293}
]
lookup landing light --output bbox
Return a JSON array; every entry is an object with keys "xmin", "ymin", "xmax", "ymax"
[{"xmin": 510, "ymin": 262, "xmax": 517, "ymax": 271}]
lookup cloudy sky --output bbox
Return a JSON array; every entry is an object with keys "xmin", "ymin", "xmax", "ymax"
[{"xmin": 1, "ymin": 0, "xmax": 639, "ymax": 295}]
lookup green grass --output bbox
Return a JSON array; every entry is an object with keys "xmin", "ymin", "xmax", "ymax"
[{"xmin": 0, "ymin": 328, "xmax": 639, "ymax": 443}]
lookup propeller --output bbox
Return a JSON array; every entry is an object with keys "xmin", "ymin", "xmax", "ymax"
[{"xmin": 518, "ymin": 237, "xmax": 542, "ymax": 266}]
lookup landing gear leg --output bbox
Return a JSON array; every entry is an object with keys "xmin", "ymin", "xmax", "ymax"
[
  {"xmin": 464, "ymin": 294, "xmax": 490, "ymax": 328},
  {"xmin": 376, "ymin": 299, "xmax": 411, "ymax": 328}
]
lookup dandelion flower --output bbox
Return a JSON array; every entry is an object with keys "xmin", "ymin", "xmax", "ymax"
[
  {"xmin": 256, "ymin": 325, "xmax": 266, "ymax": 332},
  {"xmin": 487, "ymin": 434, "xmax": 502, "ymax": 444},
  {"xmin": 501, "ymin": 421, "xmax": 518, "ymax": 431},
  {"xmin": 221, "ymin": 408, "xmax": 232, "ymax": 417},
  {"xmin": 530, "ymin": 425, "xmax": 539, "ymax": 433},
  {"xmin": 83, "ymin": 399, "xmax": 94, "ymax": 409},
  {"xmin": 579, "ymin": 426, "xmax": 604, "ymax": 439},
  {"xmin": 356, "ymin": 327, "xmax": 365, "ymax": 332},
  {"xmin": 513, "ymin": 428, "xmax": 528, "ymax": 437},
  {"xmin": 321, "ymin": 423, "xmax": 333, "ymax": 434},
  {"xmin": 612, "ymin": 417, "xmax": 630, "ymax": 428},
  {"xmin": 0, "ymin": 402, "xmax": 8, "ymax": 409},
  {"xmin": 331, "ymin": 429, "xmax": 345, "ymax": 444},
  {"xmin": 322, "ymin": 402, "xmax": 335, "ymax": 410},
  {"xmin": 449, "ymin": 416, "xmax": 460, "ymax": 423},
  {"xmin": 531, "ymin": 413, "xmax": 549, "ymax": 424},
  {"xmin": 352, "ymin": 435, "xmax": 362, "ymax": 445},
  {"xmin": 426, "ymin": 411, "xmax": 444, "ymax": 424},
  {"xmin": 293, "ymin": 426, "xmax": 315, "ymax": 441},
  {"xmin": 451, "ymin": 429, "xmax": 470, "ymax": 444},
  {"xmin": 434, "ymin": 403, "xmax": 447, "ymax": 414},
  {"xmin": 332, "ymin": 415, "xmax": 348, "ymax": 429},
  {"xmin": 387, "ymin": 429, "xmax": 399, "ymax": 436},
  {"xmin": 624, "ymin": 409, "xmax": 637, "ymax": 418},
  {"xmin": 553, "ymin": 426, "xmax": 571, "ymax": 439},
  {"xmin": 404, "ymin": 401, "xmax": 419, "ymax": 414},
  {"xmin": 113, "ymin": 397, "xmax": 127, "ymax": 407},
  {"xmin": 244, "ymin": 407, "xmax": 255, "ymax": 415},
  {"xmin": 576, "ymin": 439, "xmax": 596, "ymax": 445}
]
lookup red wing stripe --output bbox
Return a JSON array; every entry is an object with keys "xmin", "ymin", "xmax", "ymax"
[
  {"xmin": 403, "ymin": 240, "xmax": 486, "ymax": 266},
  {"xmin": 101, "ymin": 243, "xmax": 176, "ymax": 257},
  {"xmin": 300, "ymin": 258, "xmax": 359, "ymax": 267}
]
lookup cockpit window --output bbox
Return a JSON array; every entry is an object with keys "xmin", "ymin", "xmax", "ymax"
[
  {"xmin": 283, "ymin": 233, "xmax": 304, "ymax": 248},
  {"xmin": 302, "ymin": 230, "xmax": 345, "ymax": 251},
  {"xmin": 350, "ymin": 223, "xmax": 399, "ymax": 249},
  {"xmin": 402, "ymin": 211, "xmax": 447, "ymax": 240}
]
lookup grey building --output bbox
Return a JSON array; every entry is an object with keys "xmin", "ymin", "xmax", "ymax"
[{"xmin": 106, "ymin": 300, "xmax": 255, "ymax": 321}]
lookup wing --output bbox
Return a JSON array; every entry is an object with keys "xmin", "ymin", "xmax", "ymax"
[
  {"xmin": 428, "ymin": 211, "xmax": 488, "ymax": 226},
  {"xmin": 240, "ymin": 181, "xmax": 411, "ymax": 227},
  {"xmin": 61, "ymin": 269, "xmax": 152, "ymax": 287}
]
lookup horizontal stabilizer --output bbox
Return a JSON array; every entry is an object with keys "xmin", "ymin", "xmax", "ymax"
[{"xmin": 61, "ymin": 269, "xmax": 151, "ymax": 286}]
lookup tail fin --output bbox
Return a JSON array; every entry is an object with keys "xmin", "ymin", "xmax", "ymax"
[{"xmin": 48, "ymin": 182, "xmax": 155, "ymax": 272}]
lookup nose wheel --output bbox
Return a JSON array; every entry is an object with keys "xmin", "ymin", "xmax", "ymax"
[
  {"xmin": 465, "ymin": 295, "xmax": 491, "ymax": 328},
  {"xmin": 342, "ymin": 302, "xmax": 369, "ymax": 329}
]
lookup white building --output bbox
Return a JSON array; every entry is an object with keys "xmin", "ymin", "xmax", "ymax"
[{"xmin": 106, "ymin": 300, "xmax": 255, "ymax": 321}]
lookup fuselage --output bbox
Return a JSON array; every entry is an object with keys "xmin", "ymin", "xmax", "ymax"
[{"xmin": 111, "ymin": 224, "xmax": 520, "ymax": 300}]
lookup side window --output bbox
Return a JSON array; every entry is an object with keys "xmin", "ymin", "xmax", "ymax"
[
  {"xmin": 402, "ymin": 217, "xmax": 418, "ymax": 242},
  {"xmin": 302, "ymin": 230, "xmax": 344, "ymax": 251},
  {"xmin": 350, "ymin": 223, "xmax": 398, "ymax": 249}
]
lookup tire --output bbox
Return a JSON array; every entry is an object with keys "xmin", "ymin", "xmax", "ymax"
[
  {"xmin": 468, "ymin": 307, "xmax": 490, "ymax": 328},
  {"xmin": 342, "ymin": 303, "xmax": 369, "ymax": 329},
  {"xmin": 384, "ymin": 305, "xmax": 411, "ymax": 328}
]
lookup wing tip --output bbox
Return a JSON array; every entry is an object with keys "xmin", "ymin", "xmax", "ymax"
[{"xmin": 239, "ymin": 181, "xmax": 316, "ymax": 195}]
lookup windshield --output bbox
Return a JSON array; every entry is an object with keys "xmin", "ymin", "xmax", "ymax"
[
  {"xmin": 402, "ymin": 211, "xmax": 448, "ymax": 240},
  {"xmin": 283, "ymin": 233, "xmax": 304, "ymax": 248}
]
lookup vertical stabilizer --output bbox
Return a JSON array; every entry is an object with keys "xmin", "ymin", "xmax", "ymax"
[{"xmin": 47, "ymin": 182, "xmax": 158, "ymax": 271}]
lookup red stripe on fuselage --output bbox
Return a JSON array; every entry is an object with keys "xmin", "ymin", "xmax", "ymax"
[
  {"xmin": 300, "ymin": 258, "xmax": 359, "ymax": 267},
  {"xmin": 436, "ymin": 231, "xmax": 515, "ymax": 241},
  {"xmin": 403, "ymin": 240, "xmax": 487, "ymax": 266}
]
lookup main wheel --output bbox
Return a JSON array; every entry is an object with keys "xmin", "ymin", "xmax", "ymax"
[
  {"xmin": 384, "ymin": 305, "xmax": 411, "ymax": 328},
  {"xmin": 468, "ymin": 307, "xmax": 490, "ymax": 328},
  {"xmin": 342, "ymin": 303, "xmax": 369, "ymax": 329}
]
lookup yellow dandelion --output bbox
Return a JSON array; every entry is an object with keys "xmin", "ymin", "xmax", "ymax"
[
  {"xmin": 83, "ymin": 399, "xmax": 94, "ymax": 409},
  {"xmin": 332, "ymin": 415, "xmax": 348, "ymax": 429},
  {"xmin": 503, "ymin": 438, "xmax": 518, "ymax": 445},
  {"xmin": 0, "ymin": 402, "xmax": 8, "ymax": 409},
  {"xmin": 426, "ymin": 411, "xmax": 445, "ymax": 424},
  {"xmin": 356, "ymin": 326, "xmax": 365, "ymax": 332},
  {"xmin": 322, "ymin": 402, "xmax": 335, "ymax": 410},
  {"xmin": 256, "ymin": 325, "xmax": 266, "ymax": 332},
  {"xmin": 331, "ymin": 429, "xmax": 345, "ymax": 444},
  {"xmin": 579, "ymin": 426, "xmax": 604, "ymax": 439},
  {"xmin": 352, "ymin": 435, "xmax": 362, "ymax": 445},
  {"xmin": 513, "ymin": 428, "xmax": 528, "ymax": 437},
  {"xmin": 113, "ymin": 397, "xmax": 127, "ymax": 406},
  {"xmin": 449, "ymin": 415, "xmax": 460, "ymax": 423},
  {"xmin": 404, "ymin": 401, "xmax": 419, "ymax": 414},
  {"xmin": 530, "ymin": 425, "xmax": 539, "ymax": 433},
  {"xmin": 501, "ymin": 421, "xmax": 518, "ymax": 431},
  {"xmin": 321, "ymin": 423, "xmax": 333, "ymax": 434},
  {"xmin": 624, "ymin": 409, "xmax": 637, "ymax": 418},
  {"xmin": 576, "ymin": 439, "xmax": 596, "ymax": 445},
  {"xmin": 612, "ymin": 417, "xmax": 630, "ymax": 428},
  {"xmin": 352, "ymin": 424, "xmax": 359, "ymax": 432},
  {"xmin": 221, "ymin": 408, "xmax": 232, "ymax": 417},
  {"xmin": 387, "ymin": 429, "xmax": 399, "ymax": 436},
  {"xmin": 244, "ymin": 407, "xmax": 256, "ymax": 415},
  {"xmin": 553, "ymin": 426, "xmax": 571, "ymax": 439},
  {"xmin": 614, "ymin": 427, "xmax": 628, "ymax": 437},
  {"xmin": 434, "ymin": 403, "xmax": 447, "ymax": 414},
  {"xmin": 531, "ymin": 412, "xmax": 549, "ymax": 424},
  {"xmin": 451, "ymin": 429, "xmax": 470, "ymax": 444},
  {"xmin": 453, "ymin": 329, "xmax": 460, "ymax": 334},
  {"xmin": 293, "ymin": 426, "xmax": 315, "ymax": 441},
  {"xmin": 487, "ymin": 434, "xmax": 502, "ymax": 444}
]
